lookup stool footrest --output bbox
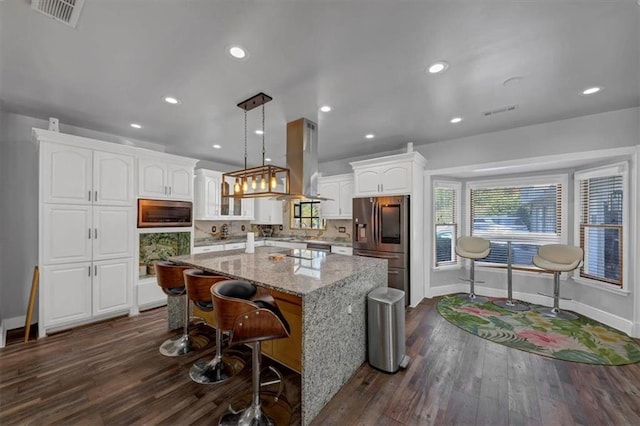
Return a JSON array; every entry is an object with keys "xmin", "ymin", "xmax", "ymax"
[
  {"xmin": 537, "ymin": 292, "xmax": 571, "ymax": 301},
  {"xmin": 459, "ymin": 278, "xmax": 485, "ymax": 284}
]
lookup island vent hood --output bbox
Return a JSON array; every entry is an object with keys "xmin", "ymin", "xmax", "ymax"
[{"xmin": 280, "ymin": 118, "xmax": 330, "ymax": 201}]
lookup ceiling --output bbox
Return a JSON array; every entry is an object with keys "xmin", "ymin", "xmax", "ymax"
[{"xmin": 1, "ymin": 0, "xmax": 638, "ymax": 169}]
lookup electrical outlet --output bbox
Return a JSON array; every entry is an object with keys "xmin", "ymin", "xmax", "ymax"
[
  {"xmin": 347, "ymin": 304, "xmax": 352, "ymax": 314},
  {"xmin": 338, "ymin": 226, "xmax": 346, "ymax": 233}
]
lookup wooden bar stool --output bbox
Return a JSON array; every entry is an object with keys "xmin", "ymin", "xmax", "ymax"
[
  {"xmin": 189, "ymin": 279, "xmax": 257, "ymax": 385},
  {"xmin": 213, "ymin": 280, "xmax": 291, "ymax": 426},
  {"xmin": 455, "ymin": 236, "xmax": 490, "ymax": 303},
  {"xmin": 533, "ymin": 244, "xmax": 583, "ymax": 320},
  {"xmin": 155, "ymin": 261, "xmax": 209, "ymax": 357}
]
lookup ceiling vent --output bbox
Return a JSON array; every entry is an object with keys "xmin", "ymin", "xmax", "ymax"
[
  {"xmin": 31, "ymin": 0, "xmax": 85, "ymax": 28},
  {"xmin": 483, "ymin": 104, "xmax": 518, "ymax": 117}
]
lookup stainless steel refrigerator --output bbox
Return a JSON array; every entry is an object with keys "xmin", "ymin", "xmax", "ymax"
[{"xmin": 352, "ymin": 195, "xmax": 410, "ymax": 305}]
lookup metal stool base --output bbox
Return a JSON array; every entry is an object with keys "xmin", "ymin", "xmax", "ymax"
[
  {"xmin": 535, "ymin": 306, "xmax": 578, "ymax": 321},
  {"xmin": 219, "ymin": 405, "xmax": 275, "ymax": 426},
  {"xmin": 493, "ymin": 299, "xmax": 530, "ymax": 312},
  {"xmin": 190, "ymin": 357, "xmax": 236, "ymax": 384},
  {"xmin": 458, "ymin": 293, "xmax": 488, "ymax": 304},
  {"xmin": 159, "ymin": 333, "xmax": 209, "ymax": 357}
]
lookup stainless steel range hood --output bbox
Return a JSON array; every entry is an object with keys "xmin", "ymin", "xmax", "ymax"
[{"xmin": 279, "ymin": 118, "xmax": 330, "ymax": 201}]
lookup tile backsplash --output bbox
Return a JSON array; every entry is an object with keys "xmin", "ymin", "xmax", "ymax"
[{"xmin": 194, "ymin": 218, "xmax": 352, "ymax": 241}]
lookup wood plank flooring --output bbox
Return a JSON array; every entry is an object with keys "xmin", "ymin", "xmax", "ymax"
[{"xmin": 2, "ymin": 298, "xmax": 640, "ymax": 425}]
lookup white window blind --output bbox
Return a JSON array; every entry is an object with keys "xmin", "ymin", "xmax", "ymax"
[
  {"xmin": 468, "ymin": 176, "xmax": 564, "ymax": 268},
  {"xmin": 434, "ymin": 182, "xmax": 460, "ymax": 266},
  {"xmin": 576, "ymin": 164, "xmax": 625, "ymax": 287}
]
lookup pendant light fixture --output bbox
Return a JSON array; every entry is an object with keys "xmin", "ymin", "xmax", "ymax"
[{"xmin": 221, "ymin": 92, "xmax": 290, "ymax": 198}]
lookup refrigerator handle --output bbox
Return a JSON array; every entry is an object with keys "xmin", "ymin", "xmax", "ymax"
[{"xmin": 373, "ymin": 200, "xmax": 378, "ymax": 245}]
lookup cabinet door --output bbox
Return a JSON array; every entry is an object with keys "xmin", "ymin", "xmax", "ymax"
[
  {"xmin": 252, "ymin": 199, "xmax": 282, "ymax": 224},
  {"xmin": 319, "ymin": 181, "xmax": 340, "ymax": 218},
  {"xmin": 339, "ymin": 180, "xmax": 354, "ymax": 217},
  {"xmin": 204, "ymin": 175, "xmax": 221, "ymax": 218},
  {"xmin": 93, "ymin": 206, "xmax": 133, "ymax": 261},
  {"xmin": 93, "ymin": 151, "xmax": 134, "ymax": 205},
  {"xmin": 380, "ymin": 164, "xmax": 411, "ymax": 194},
  {"xmin": 41, "ymin": 143, "xmax": 92, "ymax": 205},
  {"xmin": 241, "ymin": 198, "xmax": 254, "ymax": 220},
  {"xmin": 138, "ymin": 159, "xmax": 167, "ymax": 198},
  {"xmin": 168, "ymin": 163, "xmax": 193, "ymax": 199},
  {"xmin": 42, "ymin": 263, "xmax": 92, "ymax": 327},
  {"xmin": 93, "ymin": 259, "xmax": 131, "ymax": 315},
  {"xmin": 354, "ymin": 169, "xmax": 381, "ymax": 196},
  {"xmin": 43, "ymin": 204, "xmax": 93, "ymax": 264}
]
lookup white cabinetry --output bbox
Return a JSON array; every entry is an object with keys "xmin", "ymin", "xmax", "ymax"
[
  {"xmin": 35, "ymin": 129, "xmax": 137, "ymax": 337},
  {"xmin": 194, "ymin": 169, "xmax": 254, "ymax": 220},
  {"xmin": 318, "ymin": 174, "xmax": 354, "ymax": 219},
  {"xmin": 138, "ymin": 158, "xmax": 193, "ymax": 200},
  {"xmin": 352, "ymin": 158, "xmax": 416, "ymax": 196},
  {"xmin": 331, "ymin": 246, "xmax": 353, "ymax": 255},
  {"xmin": 251, "ymin": 199, "xmax": 283, "ymax": 224}
]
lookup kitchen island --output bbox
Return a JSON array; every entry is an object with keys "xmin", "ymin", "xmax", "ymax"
[{"xmin": 170, "ymin": 246, "xmax": 387, "ymax": 425}]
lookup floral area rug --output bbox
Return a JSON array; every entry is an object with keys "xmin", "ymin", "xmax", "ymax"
[{"xmin": 437, "ymin": 295, "xmax": 640, "ymax": 365}]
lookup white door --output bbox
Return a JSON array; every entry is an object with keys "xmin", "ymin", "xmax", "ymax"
[
  {"xmin": 319, "ymin": 181, "xmax": 340, "ymax": 217},
  {"xmin": 354, "ymin": 169, "xmax": 381, "ymax": 195},
  {"xmin": 93, "ymin": 151, "xmax": 134, "ymax": 205},
  {"xmin": 42, "ymin": 204, "xmax": 92, "ymax": 264},
  {"xmin": 339, "ymin": 180, "xmax": 354, "ymax": 217},
  {"xmin": 168, "ymin": 163, "xmax": 193, "ymax": 199},
  {"xmin": 138, "ymin": 159, "xmax": 167, "ymax": 198},
  {"xmin": 93, "ymin": 206, "xmax": 133, "ymax": 261},
  {"xmin": 380, "ymin": 164, "xmax": 410, "ymax": 194},
  {"xmin": 93, "ymin": 259, "xmax": 131, "ymax": 315},
  {"xmin": 42, "ymin": 263, "xmax": 92, "ymax": 327},
  {"xmin": 41, "ymin": 143, "xmax": 92, "ymax": 204}
]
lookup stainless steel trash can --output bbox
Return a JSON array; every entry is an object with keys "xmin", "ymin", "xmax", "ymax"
[{"xmin": 367, "ymin": 287, "xmax": 409, "ymax": 373}]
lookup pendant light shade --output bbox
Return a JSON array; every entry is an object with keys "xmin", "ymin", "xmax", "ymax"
[{"xmin": 221, "ymin": 92, "xmax": 290, "ymax": 198}]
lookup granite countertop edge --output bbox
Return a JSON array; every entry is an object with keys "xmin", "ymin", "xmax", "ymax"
[{"xmin": 194, "ymin": 236, "xmax": 352, "ymax": 248}]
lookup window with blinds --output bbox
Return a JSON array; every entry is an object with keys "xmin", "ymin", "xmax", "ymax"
[
  {"xmin": 576, "ymin": 164, "xmax": 625, "ymax": 287},
  {"xmin": 468, "ymin": 176, "xmax": 565, "ymax": 269},
  {"xmin": 434, "ymin": 182, "xmax": 460, "ymax": 266}
]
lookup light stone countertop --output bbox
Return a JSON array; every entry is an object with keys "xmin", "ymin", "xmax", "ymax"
[
  {"xmin": 193, "ymin": 236, "xmax": 352, "ymax": 248},
  {"xmin": 171, "ymin": 246, "xmax": 381, "ymax": 297}
]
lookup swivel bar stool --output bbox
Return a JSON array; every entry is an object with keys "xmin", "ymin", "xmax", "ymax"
[
  {"xmin": 213, "ymin": 280, "xmax": 291, "ymax": 426},
  {"xmin": 155, "ymin": 261, "xmax": 209, "ymax": 357},
  {"xmin": 186, "ymin": 271, "xmax": 252, "ymax": 384},
  {"xmin": 455, "ymin": 236, "xmax": 490, "ymax": 303},
  {"xmin": 533, "ymin": 244, "xmax": 583, "ymax": 320}
]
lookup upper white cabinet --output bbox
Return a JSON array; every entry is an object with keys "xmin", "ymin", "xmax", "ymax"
[
  {"xmin": 194, "ymin": 169, "xmax": 254, "ymax": 220},
  {"xmin": 351, "ymin": 152, "xmax": 427, "ymax": 197},
  {"xmin": 318, "ymin": 174, "xmax": 354, "ymax": 219},
  {"xmin": 251, "ymin": 199, "xmax": 283, "ymax": 224},
  {"xmin": 41, "ymin": 144, "xmax": 133, "ymax": 205},
  {"xmin": 138, "ymin": 158, "xmax": 193, "ymax": 200}
]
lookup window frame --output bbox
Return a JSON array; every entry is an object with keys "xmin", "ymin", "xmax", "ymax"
[
  {"xmin": 573, "ymin": 162, "xmax": 628, "ymax": 290},
  {"xmin": 465, "ymin": 174, "xmax": 568, "ymax": 270},
  {"xmin": 290, "ymin": 200, "xmax": 325, "ymax": 230},
  {"xmin": 433, "ymin": 180, "xmax": 462, "ymax": 269}
]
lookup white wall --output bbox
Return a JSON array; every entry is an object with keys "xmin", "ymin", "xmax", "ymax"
[{"xmin": 423, "ymin": 107, "xmax": 640, "ymax": 334}]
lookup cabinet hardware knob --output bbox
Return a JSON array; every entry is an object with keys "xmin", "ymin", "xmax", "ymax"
[
  {"xmin": 94, "ymin": 228, "xmax": 98, "ymax": 239},
  {"xmin": 95, "ymin": 191, "xmax": 98, "ymax": 202},
  {"xmin": 88, "ymin": 266, "xmax": 91, "ymax": 276},
  {"xmin": 88, "ymin": 228, "xmax": 91, "ymax": 239},
  {"xmin": 94, "ymin": 265, "xmax": 97, "ymax": 276},
  {"xmin": 88, "ymin": 191, "xmax": 91, "ymax": 201},
  {"xmin": 169, "ymin": 186, "xmax": 172, "ymax": 195}
]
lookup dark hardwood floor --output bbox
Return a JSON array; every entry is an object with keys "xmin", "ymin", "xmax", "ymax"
[{"xmin": 2, "ymin": 298, "xmax": 640, "ymax": 425}]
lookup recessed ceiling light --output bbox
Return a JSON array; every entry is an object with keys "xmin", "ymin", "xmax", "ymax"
[
  {"xmin": 450, "ymin": 117, "xmax": 463, "ymax": 124},
  {"xmin": 164, "ymin": 96, "xmax": 180, "ymax": 104},
  {"xmin": 229, "ymin": 46, "xmax": 247, "ymax": 59},
  {"xmin": 130, "ymin": 123, "xmax": 142, "ymax": 129},
  {"xmin": 320, "ymin": 105, "xmax": 332, "ymax": 112},
  {"xmin": 255, "ymin": 129, "xmax": 264, "ymax": 135},
  {"xmin": 582, "ymin": 86, "xmax": 602, "ymax": 95},
  {"xmin": 427, "ymin": 61, "xmax": 449, "ymax": 74},
  {"xmin": 212, "ymin": 144, "xmax": 221, "ymax": 149},
  {"xmin": 365, "ymin": 134, "xmax": 375, "ymax": 139},
  {"xmin": 265, "ymin": 158, "xmax": 272, "ymax": 162}
]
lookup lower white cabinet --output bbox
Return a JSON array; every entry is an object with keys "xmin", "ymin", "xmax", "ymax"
[
  {"xmin": 331, "ymin": 246, "xmax": 353, "ymax": 255},
  {"xmin": 42, "ymin": 258, "xmax": 131, "ymax": 328}
]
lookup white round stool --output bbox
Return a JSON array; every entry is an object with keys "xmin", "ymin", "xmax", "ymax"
[
  {"xmin": 455, "ymin": 236, "xmax": 490, "ymax": 304},
  {"xmin": 533, "ymin": 244, "xmax": 583, "ymax": 321}
]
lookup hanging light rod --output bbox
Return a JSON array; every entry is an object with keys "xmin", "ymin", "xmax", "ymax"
[{"xmin": 237, "ymin": 92, "xmax": 273, "ymax": 111}]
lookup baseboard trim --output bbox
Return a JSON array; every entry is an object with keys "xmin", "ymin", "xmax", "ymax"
[
  {"xmin": 0, "ymin": 320, "xmax": 5, "ymax": 348},
  {"xmin": 426, "ymin": 284, "xmax": 636, "ymax": 337},
  {"xmin": 3, "ymin": 315, "xmax": 27, "ymax": 331}
]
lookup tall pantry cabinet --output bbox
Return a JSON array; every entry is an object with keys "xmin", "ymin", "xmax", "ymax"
[{"xmin": 35, "ymin": 129, "xmax": 135, "ymax": 338}]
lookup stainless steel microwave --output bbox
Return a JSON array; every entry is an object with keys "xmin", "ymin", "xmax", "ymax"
[{"xmin": 137, "ymin": 199, "xmax": 193, "ymax": 228}]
